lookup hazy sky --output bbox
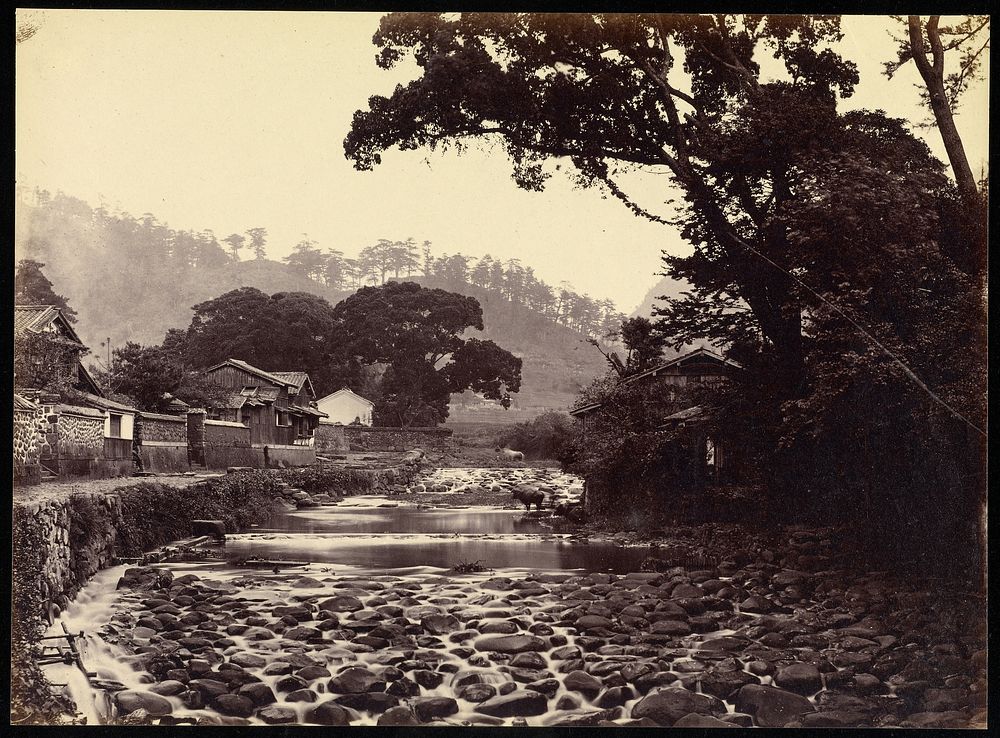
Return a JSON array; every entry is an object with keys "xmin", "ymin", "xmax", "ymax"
[{"xmin": 15, "ymin": 11, "xmax": 989, "ymax": 314}]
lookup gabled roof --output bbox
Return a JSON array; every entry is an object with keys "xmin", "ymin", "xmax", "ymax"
[
  {"xmin": 569, "ymin": 347, "xmax": 741, "ymax": 417},
  {"xmin": 206, "ymin": 358, "xmax": 298, "ymax": 388},
  {"xmin": 271, "ymin": 371, "xmax": 315, "ymax": 398},
  {"xmin": 317, "ymin": 387, "xmax": 374, "ymax": 407},
  {"xmin": 77, "ymin": 363, "xmax": 105, "ymax": 397},
  {"xmin": 624, "ymin": 347, "xmax": 743, "ymax": 386},
  {"xmin": 14, "ymin": 305, "xmax": 85, "ymax": 345}
]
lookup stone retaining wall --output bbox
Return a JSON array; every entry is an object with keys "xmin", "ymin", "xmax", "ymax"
[{"xmin": 317, "ymin": 424, "xmax": 454, "ymax": 453}]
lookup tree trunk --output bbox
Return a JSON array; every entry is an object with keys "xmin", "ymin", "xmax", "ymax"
[{"xmin": 908, "ymin": 16, "xmax": 980, "ymax": 206}]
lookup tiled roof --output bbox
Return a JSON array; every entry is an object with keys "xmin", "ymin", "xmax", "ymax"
[
  {"xmin": 76, "ymin": 391, "xmax": 137, "ymax": 413},
  {"xmin": 216, "ymin": 392, "xmax": 249, "ymax": 410},
  {"xmin": 13, "ymin": 393, "xmax": 39, "ymax": 411},
  {"xmin": 14, "ymin": 305, "xmax": 85, "ymax": 345},
  {"xmin": 272, "ymin": 372, "xmax": 308, "ymax": 390},
  {"xmin": 207, "ymin": 359, "xmax": 297, "ymax": 388},
  {"xmin": 290, "ymin": 404, "xmax": 328, "ymax": 418}
]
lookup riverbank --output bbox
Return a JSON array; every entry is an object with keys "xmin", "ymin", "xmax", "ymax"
[{"xmin": 11, "ymin": 461, "xmax": 426, "ymax": 724}]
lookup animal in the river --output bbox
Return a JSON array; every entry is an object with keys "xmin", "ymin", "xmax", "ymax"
[
  {"xmin": 496, "ymin": 447, "xmax": 524, "ymax": 461},
  {"xmin": 512, "ymin": 484, "xmax": 545, "ymax": 511}
]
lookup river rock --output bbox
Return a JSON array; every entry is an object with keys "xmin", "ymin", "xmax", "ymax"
[
  {"xmin": 307, "ymin": 701, "xmax": 352, "ymax": 726},
  {"xmin": 458, "ymin": 683, "xmax": 497, "ymax": 702},
  {"xmin": 413, "ymin": 696, "xmax": 459, "ymax": 722},
  {"xmin": 630, "ymin": 687, "xmax": 726, "ymax": 726},
  {"xmin": 114, "ymin": 690, "xmax": 173, "ymax": 716},
  {"xmin": 674, "ymin": 713, "xmax": 739, "ymax": 728},
  {"xmin": 258, "ymin": 706, "xmax": 297, "ymax": 724},
  {"xmin": 228, "ymin": 652, "xmax": 266, "ymax": 669},
  {"xmin": 774, "ymin": 662, "xmax": 822, "ymax": 695},
  {"xmin": 237, "ymin": 682, "xmax": 276, "ymax": 706},
  {"xmin": 320, "ymin": 595, "xmax": 364, "ymax": 612},
  {"xmin": 213, "ymin": 694, "xmax": 255, "ymax": 718},
  {"xmin": 735, "ymin": 684, "xmax": 815, "ymax": 727},
  {"xmin": 149, "ymin": 680, "xmax": 186, "ymax": 696},
  {"xmin": 328, "ymin": 667, "xmax": 385, "ymax": 694},
  {"xmin": 474, "ymin": 634, "xmax": 547, "ymax": 653},
  {"xmin": 378, "ymin": 706, "xmax": 421, "ymax": 726},
  {"xmin": 474, "ymin": 689, "xmax": 550, "ymax": 717},
  {"xmin": 563, "ymin": 670, "xmax": 602, "ymax": 699}
]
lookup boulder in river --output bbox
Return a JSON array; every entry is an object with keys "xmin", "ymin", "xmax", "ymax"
[
  {"xmin": 735, "ymin": 684, "xmax": 815, "ymax": 728},
  {"xmin": 630, "ymin": 687, "xmax": 726, "ymax": 726},
  {"xmin": 114, "ymin": 690, "xmax": 173, "ymax": 716},
  {"xmin": 474, "ymin": 689, "xmax": 550, "ymax": 717},
  {"xmin": 474, "ymin": 634, "xmax": 547, "ymax": 653}
]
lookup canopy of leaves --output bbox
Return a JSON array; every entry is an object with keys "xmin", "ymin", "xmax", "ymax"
[
  {"xmin": 180, "ymin": 287, "xmax": 360, "ymax": 396},
  {"xmin": 332, "ymin": 281, "xmax": 521, "ymax": 426}
]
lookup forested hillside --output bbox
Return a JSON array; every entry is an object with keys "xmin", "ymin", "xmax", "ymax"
[{"xmin": 14, "ymin": 189, "xmax": 612, "ymax": 411}]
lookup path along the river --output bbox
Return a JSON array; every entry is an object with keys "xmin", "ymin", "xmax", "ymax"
[{"xmin": 43, "ymin": 467, "xmax": 987, "ymax": 728}]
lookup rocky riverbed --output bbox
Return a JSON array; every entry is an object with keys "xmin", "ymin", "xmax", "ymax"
[{"xmin": 60, "ymin": 541, "xmax": 986, "ymax": 728}]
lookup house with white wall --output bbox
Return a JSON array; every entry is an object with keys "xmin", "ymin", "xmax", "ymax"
[{"xmin": 316, "ymin": 388, "xmax": 374, "ymax": 426}]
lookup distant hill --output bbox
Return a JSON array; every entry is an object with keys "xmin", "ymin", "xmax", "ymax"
[
  {"xmin": 631, "ymin": 276, "xmax": 714, "ymax": 357},
  {"xmin": 631, "ymin": 275, "xmax": 690, "ymax": 320},
  {"xmin": 14, "ymin": 192, "xmax": 609, "ymax": 413}
]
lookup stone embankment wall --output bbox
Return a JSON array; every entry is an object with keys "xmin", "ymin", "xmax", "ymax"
[
  {"xmin": 316, "ymin": 424, "xmax": 453, "ymax": 453},
  {"xmin": 14, "ymin": 493, "xmax": 124, "ymax": 623}
]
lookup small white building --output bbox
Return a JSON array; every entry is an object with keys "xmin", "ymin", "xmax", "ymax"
[{"xmin": 316, "ymin": 388, "xmax": 374, "ymax": 426}]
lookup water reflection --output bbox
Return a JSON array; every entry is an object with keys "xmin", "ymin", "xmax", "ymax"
[{"xmin": 228, "ymin": 503, "xmax": 654, "ymax": 572}]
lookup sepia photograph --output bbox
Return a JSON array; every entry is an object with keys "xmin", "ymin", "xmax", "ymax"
[{"xmin": 12, "ymin": 9, "xmax": 988, "ymax": 728}]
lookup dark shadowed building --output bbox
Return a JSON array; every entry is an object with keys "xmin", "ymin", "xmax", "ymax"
[{"xmin": 203, "ymin": 358, "xmax": 327, "ymax": 446}]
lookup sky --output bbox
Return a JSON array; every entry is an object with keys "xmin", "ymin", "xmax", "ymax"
[{"xmin": 15, "ymin": 11, "xmax": 989, "ymax": 314}]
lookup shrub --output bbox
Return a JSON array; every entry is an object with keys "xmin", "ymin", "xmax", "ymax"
[
  {"xmin": 496, "ymin": 412, "xmax": 574, "ymax": 461},
  {"xmin": 277, "ymin": 466, "xmax": 377, "ymax": 496},
  {"xmin": 116, "ymin": 471, "xmax": 282, "ymax": 557}
]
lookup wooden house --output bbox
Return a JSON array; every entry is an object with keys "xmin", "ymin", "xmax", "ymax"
[
  {"xmin": 14, "ymin": 305, "xmax": 103, "ymax": 395},
  {"xmin": 204, "ymin": 359, "xmax": 327, "ymax": 446},
  {"xmin": 569, "ymin": 347, "xmax": 744, "ymax": 483},
  {"xmin": 316, "ymin": 388, "xmax": 375, "ymax": 426}
]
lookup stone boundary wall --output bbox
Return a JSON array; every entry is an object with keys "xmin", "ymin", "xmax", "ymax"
[
  {"xmin": 137, "ymin": 412, "xmax": 190, "ymax": 473},
  {"xmin": 13, "ymin": 407, "xmax": 45, "ymax": 485},
  {"xmin": 203, "ymin": 419, "xmax": 257, "ymax": 469},
  {"xmin": 316, "ymin": 423, "xmax": 454, "ymax": 453}
]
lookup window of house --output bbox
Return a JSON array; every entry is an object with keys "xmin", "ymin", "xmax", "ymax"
[
  {"xmin": 276, "ymin": 411, "xmax": 291, "ymax": 427},
  {"xmin": 109, "ymin": 413, "xmax": 122, "ymax": 438}
]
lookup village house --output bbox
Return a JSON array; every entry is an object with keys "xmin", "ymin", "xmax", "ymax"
[
  {"xmin": 316, "ymin": 387, "xmax": 375, "ymax": 426},
  {"xmin": 14, "ymin": 305, "xmax": 103, "ymax": 396},
  {"xmin": 14, "ymin": 305, "xmax": 138, "ymax": 480},
  {"xmin": 569, "ymin": 346, "xmax": 744, "ymax": 484},
  {"xmin": 203, "ymin": 359, "xmax": 327, "ymax": 446}
]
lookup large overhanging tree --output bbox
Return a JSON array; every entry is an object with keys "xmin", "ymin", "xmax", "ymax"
[
  {"xmin": 345, "ymin": 13, "xmax": 986, "ymax": 568},
  {"xmin": 345, "ymin": 14, "xmax": 870, "ymax": 389},
  {"xmin": 331, "ymin": 281, "xmax": 522, "ymax": 427}
]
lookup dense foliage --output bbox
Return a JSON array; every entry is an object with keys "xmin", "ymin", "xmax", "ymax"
[
  {"xmin": 496, "ymin": 412, "xmax": 575, "ymax": 461},
  {"xmin": 332, "ymin": 282, "xmax": 522, "ymax": 426},
  {"xmin": 115, "ymin": 472, "xmax": 283, "ymax": 557},
  {"xmin": 14, "ymin": 258, "xmax": 77, "ymax": 321},
  {"xmin": 346, "ymin": 12, "xmax": 986, "ymax": 573}
]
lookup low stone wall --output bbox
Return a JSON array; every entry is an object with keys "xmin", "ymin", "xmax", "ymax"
[
  {"xmin": 317, "ymin": 423, "xmax": 454, "ymax": 453},
  {"xmin": 254, "ymin": 444, "xmax": 316, "ymax": 468}
]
